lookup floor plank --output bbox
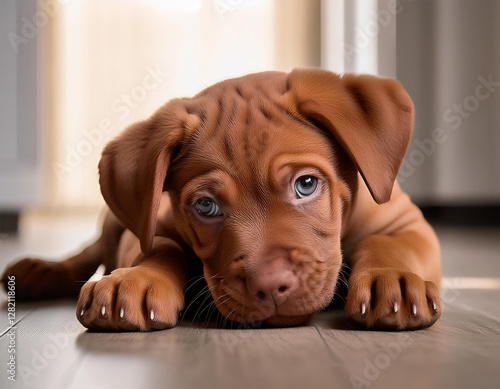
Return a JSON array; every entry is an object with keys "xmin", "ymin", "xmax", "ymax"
[
  {"xmin": 316, "ymin": 291, "xmax": 500, "ymax": 389},
  {"xmin": 0, "ymin": 301, "xmax": 86, "ymax": 389},
  {"xmin": 68, "ymin": 324, "xmax": 345, "ymax": 389},
  {"xmin": 0, "ymin": 212, "xmax": 499, "ymax": 389}
]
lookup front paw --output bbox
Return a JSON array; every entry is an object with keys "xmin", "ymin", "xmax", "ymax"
[
  {"xmin": 77, "ymin": 267, "xmax": 184, "ymax": 331},
  {"xmin": 345, "ymin": 269, "xmax": 441, "ymax": 330}
]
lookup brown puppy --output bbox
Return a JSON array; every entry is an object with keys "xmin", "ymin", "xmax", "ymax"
[{"xmin": 1, "ymin": 69, "xmax": 441, "ymax": 331}]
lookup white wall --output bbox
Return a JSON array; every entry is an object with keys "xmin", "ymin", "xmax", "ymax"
[{"xmin": 46, "ymin": 0, "xmax": 276, "ymax": 209}]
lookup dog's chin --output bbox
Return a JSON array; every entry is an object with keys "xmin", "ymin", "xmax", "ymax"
[{"xmin": 263, "ymin": 314, "xmax": 313, "ymax": 327}]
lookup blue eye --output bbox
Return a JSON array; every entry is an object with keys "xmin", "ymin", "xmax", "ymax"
[
  {"xmin": 195, "ymin": 199, "xmax": 222, "ymax": 217},
  {"xmin": 295, "ymin": 176, "xmax": 318, "ymax": 198}
]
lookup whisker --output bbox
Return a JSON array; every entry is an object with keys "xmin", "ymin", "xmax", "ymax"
[
  {"xmin": 216, "ymin": 310, "xmax": 223, "ymax": 329},
  {"xmin": 341, "ymin": 262, "xmax": 352, "ymax": 272},
  {"xmin": 337, "ymin": 273, "xmax": 349, "ymax": 288},
  {"xmin": 73, "ymin": 269, "xmax": 103, "ymax": 277},
  {"xmin": 180, "ymin": 284, "xmax": 210, "ymax": 323},
  {"xmin": 208, "ymin": 295, "xmax": 231, "ymax": 326},
  {"xmin": 238, "ymin": 306, "xmax": 248, "ymax": 326},
  {"xmin": 192, "ymin": 288, "xmax": 215, "ymax": 323},
  {"xmin": 215, "ymin": 296, "xmax": 231, "ymax": 314},
  {"xmin": 202, "ymin": 301, "xmax": 216, "ymax": 327},
  {"xmin": 333, "ymin": 291, "xmax": 346, "ymax": 303},
  {"xmin": 230, "ymin": 308, "xmax": 240, "ymax": 329},
  {"xmin": 223, "ymin": 308, "xmax": 236, "ymax": 329},
  {"xmin": 183, "ymin": 275, "xmax": 206, "ymax": 295},
  {"xmin": 209, "ymin": 293, "xmax": 229, "ymax": 315},
  {"xmin": 207, "ymin": 304, "xmax": 218, "ymax": 325}
]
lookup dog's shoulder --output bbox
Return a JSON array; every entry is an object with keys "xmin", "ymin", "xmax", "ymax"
[{"xmin": 342, "ymin": 176, "xmax": 423, "ymax": 255}]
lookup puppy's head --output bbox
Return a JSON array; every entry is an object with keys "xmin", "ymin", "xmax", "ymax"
[{"xmin": 99, "ymin": 69, "xmax": 413, "ymax": 326}]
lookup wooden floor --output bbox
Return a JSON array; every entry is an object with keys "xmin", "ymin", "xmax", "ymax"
[{"xmin": 0, "ymin": 210, "xmax": 499, "ymax": 389}]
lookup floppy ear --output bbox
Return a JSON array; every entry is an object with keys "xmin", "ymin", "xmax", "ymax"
[
  {"xmin": 288, "ymin": 68, "xmax": 414, "ymax": 204},
  {"xmin": 98, "ymin": 101, "xmax": 197, "ymax": 253}
]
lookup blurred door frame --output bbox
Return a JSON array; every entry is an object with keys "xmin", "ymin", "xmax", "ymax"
[{"xmin": 0, "ymin": 0, "xmax": 44, "ymax": 233}]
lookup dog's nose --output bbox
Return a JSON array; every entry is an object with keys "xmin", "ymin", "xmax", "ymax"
[{"xmin": 246, "ymin": 254, "xmax": 297, "ymax": 307}]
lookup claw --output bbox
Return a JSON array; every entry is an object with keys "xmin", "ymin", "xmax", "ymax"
[
  {"xmin": 119, "ymin": 307, "xmax": 125, "ymax": 319},
  {"xmin": 393, "ymin": 302, "xmax": 398, "ymax": 313},
  {"xmin": 361, "ymin": 303, "xmax": 367, "ymax": 315},
  {"xmin": 412, "ymin": 304, "xmax": 417, "ymax": 316},
  {"xmin": 101, "ymin": 305, "xmax": 106, "ymax": 316},
  {"xmin": 150, "ymin": 309, "xmax": 155, "ymax": 321},
  {"xmin": 432, "ymin": 302, "xmax": 438, "ymax": 312},
  {"xmin": 80, "ymin": 306, "xmax": 85, "ymax": 316}
]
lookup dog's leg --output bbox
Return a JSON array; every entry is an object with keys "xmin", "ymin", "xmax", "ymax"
[
  {"xmin": 77, "ymin": 236, "xmax": 188, "ymax": 331},
  {"xmin": 1, "ymin": 211, "xmax": 125, "ymax": 301},
  {"xmin": 345, "ymin": 217, "xmax": 442, "ymax": 330}
]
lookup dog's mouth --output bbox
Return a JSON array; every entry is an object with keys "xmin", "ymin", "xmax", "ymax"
[{"xmin": 204, "ymin": 263, "xmax": 340, "ymax": 327}]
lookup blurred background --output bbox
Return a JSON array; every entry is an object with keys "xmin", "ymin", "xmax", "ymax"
[
  {"xmin": 0, "ymin": 0, "xmax": 499, "ymax": 232},
  {"xmin": 1, "ymin": 3, "xmax": 498, "ymax": 388}
]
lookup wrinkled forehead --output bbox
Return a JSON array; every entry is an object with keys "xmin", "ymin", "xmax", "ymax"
[{"xmin": 169, "ymin": 95, "xmax": 336, "ymax": 191}]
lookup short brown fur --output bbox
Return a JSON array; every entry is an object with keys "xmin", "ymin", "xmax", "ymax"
[{"xmin": 2, "ymin": 69, "xmax": 441, "ymax": 331}]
